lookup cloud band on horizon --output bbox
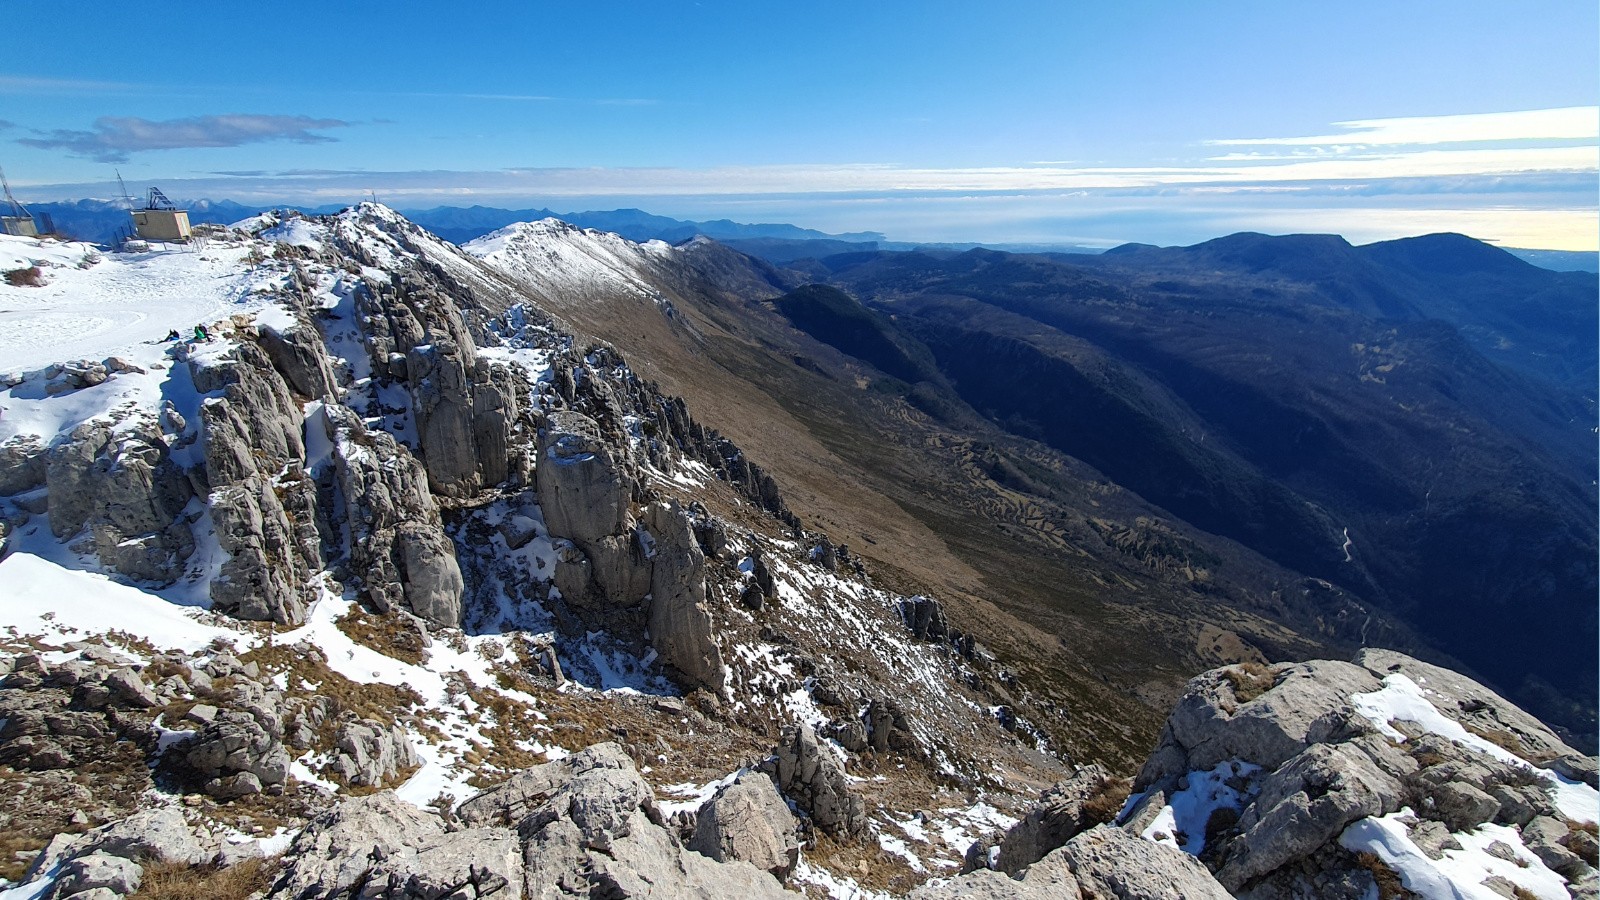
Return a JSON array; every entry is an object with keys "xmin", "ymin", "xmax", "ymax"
[{"xmin": 18, "ymin": 114, "xmax": 352, "ymax": 163}]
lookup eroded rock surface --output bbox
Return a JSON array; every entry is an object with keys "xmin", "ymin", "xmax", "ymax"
[{"xmin": 687, "ymin": 771, "xmax": 800, "ymax": 880}]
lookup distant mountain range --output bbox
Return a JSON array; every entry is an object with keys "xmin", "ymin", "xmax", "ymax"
[
  {"xmin": 17, "ymin": 198, "xmax": 1597, "ymax": 272},
  {"xmin": 19, "ymin": 199, "xmax": 886, "ymax": 250}
]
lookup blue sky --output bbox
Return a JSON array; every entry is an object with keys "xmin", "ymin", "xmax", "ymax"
[{"xmin": 5, "ymin": 1, "xmax": 1596, "ymax": 248}]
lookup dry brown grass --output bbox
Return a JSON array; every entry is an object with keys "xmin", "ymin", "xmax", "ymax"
[
  {"xmin": 1567, "ymin": 819, "xmax": 1599, "ymax": 866},
  {"xmin": 1460, "ymin": 722, "xmax": 1554, "ymax": 762},
  {"xmin": 1355, "ymin": 850, "xmax": 1417, "ymax": 899},
  {"xmin": 1408, "ymin": 745, "xmax": 1448, "ymax": 769},
  {"xmin": 334, "ymin": 605, "xmax": 428, "ymax": 666},
  {"xmin": 103, "ymin": 630, "xmax": 161, "ymax": 660},
  {"xmin": 0, "ymin": 831, "xmax": 47, "ymax": 884},
  {"xmin": 239, "ymin": 643, "xmax": 422, "ymax": 728},
  {"xmin": 1082, "ymin": 776, "xmax": 1133, "ymax": 826},
  {"xmin": 810, "ymin": 830, "xmax": 924, "ymax": 896},
  {"xmin": 1223, "ymin": 661, "xmax": 1275, "ymax": 704},
  {"xmin": 136, "ymin": 857, "xmax": 278, "ymax": 899},
  {"xmin": 4, "ymin": 266, "xmax": 42, "ymax": 287}
]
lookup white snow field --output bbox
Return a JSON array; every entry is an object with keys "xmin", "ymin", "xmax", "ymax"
[{"xmin": 0, "ymin": 233, "xmax": 279, "ymax": 375}]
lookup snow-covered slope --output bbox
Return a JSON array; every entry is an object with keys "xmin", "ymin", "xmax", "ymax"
[
  {"xmin": 0, "ymin": 234, "xmax": 281, "ymax": 375},
  {"xmin": 0, "ymin": 207, "xmax": 1069, "ymax": 899},
  {"xmin": 464, "ymin": 218, "xmax": 677, "ymax": 309}
]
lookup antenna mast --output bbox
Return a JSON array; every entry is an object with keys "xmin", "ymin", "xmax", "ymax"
[
  {"xmin": 115, "ymin": 169, "xmax": 135, "ymax": 209},
  {"xmin": 0, "ymin": 167, "xmax": 30, "ymax": 218}
]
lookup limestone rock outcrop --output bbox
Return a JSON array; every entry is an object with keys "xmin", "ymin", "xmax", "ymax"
[
  {"xmin": 536, "ymin": 410, "xmax": 725, "ymax": 692},
  {"xmin": 0, "ymin": 433, "xmax": 47, "ymax": 496},
  {"xmin": 643, "ymin": 500, "xmax": 727, "ymax": 693},
  {"xmin": 536, "ymin": 410, "xmax": 632, "ymax": 550},
  {"xmin": 457, "ymin": 743, "xmax": 797, "ymax": 899},
  {"xmin": 323, "ymin": 403, "xmax": 464, "ymax": 626},
  {"xmin": 917, "ymin": 824, "xmax": 1233, "ymax": 900},
  {"xmin": 765, "ymin": 722, "xmax": 867, "ymax": 838},
  {"xmin": 189, "ymin": 342, "xmax": 322, "ymax": 623},
  {"xmin": 1120, "ymin": 651, "xmax": 1599, "ymax": 898},
  {"xmin": 346, "ymin": 271, "xmax": 523, "ymax": 498},
  {"xmin": 327, "ymin": 719, "xmax": 421, "ymax": 788},
  {"xmin": 992, "ymin": 763, "xmax": 1117, "ymax": 874},
  {"xmin": 44, "ymin": 418, "xmax": 194, "ymax": 584},
  {"xmin": 687, "ymin": 771, "xmax": 801, "ymax": 880}
]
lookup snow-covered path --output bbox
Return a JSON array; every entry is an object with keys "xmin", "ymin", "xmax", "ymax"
[{"xmin": 0, "ymin": 235, "xmax": 275, "ymax": 374}]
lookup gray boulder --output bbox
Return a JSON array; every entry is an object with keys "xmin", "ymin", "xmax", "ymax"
[
  {"xmin": 767, "ymin": 723, "xmax": 866, "ymax": 838},
  {"xmin": 267, "ymin": 792, "xmax": 446, "ymax": 899},
  {"xmin": 1523, "ymin": 816, "xmax": 1590, "ymax": 880},
  {"xmin": 1137, "ymin": 660, "xmax": 1380, "ymax": 788},
  {"xmin": 910, "ymin": 868, "xmax": 1079, "ymax": 900},
  {"xmin": 77, "ymin": 806, "xmax": 209, "ymax": 867},
  {"xmin": 535, "ymin": 411, "xmax": 631, "ymax": 546},
  {"xmin": 328, "ymin": 719, "xmax": 420, "ymax": 788},
  {"xmin": 922, "ymin": 824, "xmax": 1232, "ymax": 900},
  {"xmin": 688, "ymin": 771, "xmax": 800, "ymax": 880},
  {"xmin": 1218, "ymin": 741, "xmax": 1404, "ymax": 890},
  {"xmin": 0, "ymin": 434, "xmax": 47, "ymax": 495},
  {"xmin": 102, "ymin": 669, "xmax": 159, "ymax": 709},
  {"xmin": 582, "ymin": 532, "xmax": 652, "ymax": 609},
  {"xmin": 456, "ymin": 743, "xmax": 795, "ymax": 899},
  {"xmin": 1053, "ymin": 825, "xmax": 1234, "ymax": 899},
  {"xmin": 458, "ymin": 742, "xmax": 652, "ymax": 832},
  {"xmin": 178, "ymin": 708, "xmax": 290, "ymax": 797},
  {"xmin": 993, "ymin": 763, "xmax": 1115, "ymax": 875},
  {"xmin": 45, "ymin": 853, "xmax": 142, "ymax": 899},
  {"xmin": 375, "ymin": 828, "xmax": 524, "ymax": 900}
]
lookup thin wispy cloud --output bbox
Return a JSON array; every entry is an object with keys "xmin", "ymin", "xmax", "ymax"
[
  {"xmin": 17, "ymin": 114, "xmax": 353, "ymax": 163},
  {"xmin": 1210, "ymin": 107, "xmax": 1599, "ymax": 148},
  {"xmin": 0, "ymin": 74, "xmax": 143, "ymax": 94},
  {"xmin": 385, "ymin": 91, "xmax": 656, "ymax": 105}
]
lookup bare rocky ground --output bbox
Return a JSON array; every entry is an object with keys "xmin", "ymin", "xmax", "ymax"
[{"xmin": 0, "ymin": 210, "xmax": 1594, "ymax": 899}]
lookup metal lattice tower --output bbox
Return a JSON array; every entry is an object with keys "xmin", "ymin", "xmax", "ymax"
[{"xmin": 0, "ymin": 167, "xmax": 30, "ymax": 219}]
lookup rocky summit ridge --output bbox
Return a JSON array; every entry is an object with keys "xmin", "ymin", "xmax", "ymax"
[{"xmin": 0, "ymin": 208, "xmax": 1594, "ymax": 899}]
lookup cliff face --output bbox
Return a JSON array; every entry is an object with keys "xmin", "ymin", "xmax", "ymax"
[{"xmin": 0, "ymin": 209, "xmax": 1072, "ymax": 897}]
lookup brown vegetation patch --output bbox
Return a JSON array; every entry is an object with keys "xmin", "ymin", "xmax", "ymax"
[
  {"xmin": 1461, "ymin": 722, "xmax": 1556, "ymax": 763},
  {"xmin": 102, "ymin": 630, "xmax": 161, "ymax": 660},
  {"xmin": 1355, "ymin": 850, "xmax": 1418, "ymax": 899},
  {"xmin": 1408, "ymin": 745, "xmax": 1448, "ymax": 769},
  {"xmin": 1082, "ymin": 776, "xmax": 1134, "ymax": 826},
  {"xmin": 137, "ymin": 857, "xmax": 279, "ymax": 900},
  {"xmin": 334, "ymin": 605, "xmax": 428, "ymax": 667},
  {"xmin": 0, "ymin": 829, "xmax": 48, "ymax": 884},
  {"xmin": 810, "ymin": 830, "xmax": 923, "ymax": 896},
  {"xmin": 1567, "ymin": 819, "xmax": 1599, "ymax": 866},
  {"xmin": 4, "ymin": 266, "xmax": 43, "ymax": 287},
  {"xmin": 460, "ymin": 680, "xmax": 550, "ymax": 788},
  {"xmin": 1223, "ymin": 661, "xmax": 1275, "ymax": 704},
  {"xmin": 239, "ymin": 643, "xmax": 423, "ymax": 728}
]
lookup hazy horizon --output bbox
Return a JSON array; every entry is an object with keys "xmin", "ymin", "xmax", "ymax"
[{"xmin": 6, "ymin": 1, "xmax": 1595, "ymax": 250}]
